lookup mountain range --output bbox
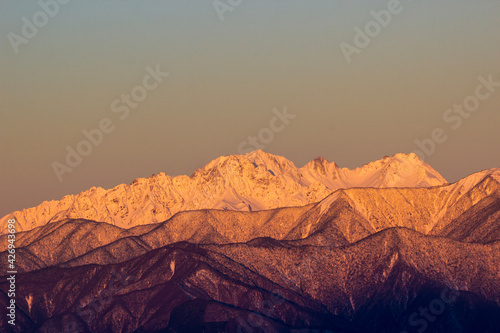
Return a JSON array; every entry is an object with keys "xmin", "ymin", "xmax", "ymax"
[
  {"xmin": 0, "ymin": 150, "xmax": 447, "ymax": 233},
  {"xmin": 0, "ymin": 151, "xmax": 498, "ymax": 332}
]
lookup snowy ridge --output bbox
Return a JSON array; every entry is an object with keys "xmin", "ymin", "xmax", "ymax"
[
  {"xmin": 1, "ymin": 151, "xmax": 448, "ymax": 233},
  {"xmin": 308, "ymin": 168, "xmax": 500, "ymax": 241}
]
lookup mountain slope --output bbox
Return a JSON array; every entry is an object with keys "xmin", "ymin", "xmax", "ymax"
[
  {"xmin": 1, "ymin": 169, "xmax": 498, "ymax": 274},
  {"xmin": 0, "ymin": 157, "xmax": 497, "ymax": 332},
  {"xmin": 0, "ymin": 151, "xmax": 447, "ymax": 233},
  {"xmin": 1, "ymin": 228, "xmax": 499, "ymax": 333}
]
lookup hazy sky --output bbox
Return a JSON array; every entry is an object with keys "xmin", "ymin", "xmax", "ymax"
[{"xmin": 1, "ymin": 0, "xmax": 499, "ymax": 217}]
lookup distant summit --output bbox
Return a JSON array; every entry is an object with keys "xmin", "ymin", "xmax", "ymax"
[{"xmin": 1, "ymin": 151, "xmax": 448, "ymax": 232}]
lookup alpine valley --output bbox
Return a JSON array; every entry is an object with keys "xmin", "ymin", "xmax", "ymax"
[{"xmin": 1, "ymin": 151, "xmax": 499, "ymax": 332}]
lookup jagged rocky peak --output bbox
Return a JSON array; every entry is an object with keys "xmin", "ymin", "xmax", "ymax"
[
  {"xmin": 303, "ymin": 156, "xmax": 334, "ymax": 175},
  {"xmin": 198, "ymin": 150, "xmax": 298, "ymax": 178},
  {"xmin": 245, "ymin": 149, "xmax": 298, "ymax": 173},
  {"xmin": 309, "ymin": 156, "xmax": 330, "ymax": 166},
  {"xmin": 129, "ymin": 171, "xmax": 171, "ymax": 186},
  {"xmin": 0, "ymin": 150, "xmax": 451, "ymax": 233}
]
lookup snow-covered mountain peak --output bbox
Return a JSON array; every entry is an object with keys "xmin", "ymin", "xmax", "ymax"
[
  {"xmin": 449, "ymin": 168, "xmax": 500, "ymax": 193},
  {"xmin": 353, "ymin": 153, "xmax": 418, "ymax": 171},
  {"xmin": 303, "ymin": 156, "xmax": 337, "ymax": 176},
  {"xmin": 395, "ymin": 152, "xmax": 421, "ymax": 161},
  {"xmin": 350, "ymin": 153, "xmax": 447, "ymax": 187},
  {"xmin": 245, "ymin": 150, "xmax": 298, "ymax": 174},
  {"xmin": 1, "ymin": 151, "xmax": 451, "ymax": 233}
]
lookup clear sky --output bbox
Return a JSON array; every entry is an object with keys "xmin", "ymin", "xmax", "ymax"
[{"xmin": 1, "ymin": 0, "xmax": 499, "ymax": 217}]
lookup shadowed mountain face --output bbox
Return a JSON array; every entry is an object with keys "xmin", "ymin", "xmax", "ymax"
[
  {"xmin": 1, "ymin": 229, "xmax": 499, "ymax": 332},
  {"xmin": 0, "ymin": 154, "xmax": 498, "ymax": 332}
]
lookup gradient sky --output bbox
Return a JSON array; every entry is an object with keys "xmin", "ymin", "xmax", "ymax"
[{"xmin": 1, "ymin": 0, "xmax": 499, "ymax": 217}]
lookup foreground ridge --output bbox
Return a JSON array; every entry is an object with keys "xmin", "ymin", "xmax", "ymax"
[{"xmin": 1, "ymin": 227, "xmax": 499, "ymax": 332}]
